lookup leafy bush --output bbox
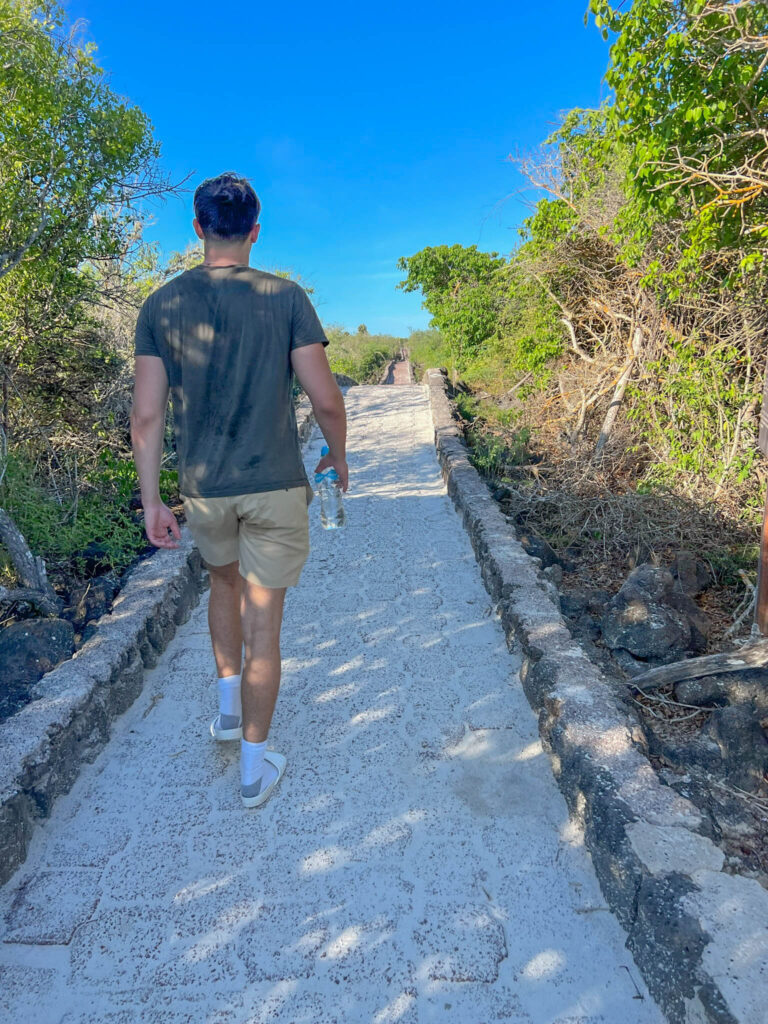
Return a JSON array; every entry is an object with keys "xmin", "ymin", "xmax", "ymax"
[
  {"xmin": 406, "ymin": 330, "xmax": 451, "ymax": 381},
  {"xmin": 0, "ymin": 447, "xmax": 177, "ymax": 580},
  {"xmin": 325, "ymin": 326, "xmax": 402, "ymax": 383},
  {"xmin": 463, "ymin": 423, "xmax": 532, "ymax": 478},
  {"xmin": 625, "ymin": 338, "xmax": 762, "ymax": 503},
  {"xmin": 397, "ymin": 245, "xmax": 508, "ymax": 375}
]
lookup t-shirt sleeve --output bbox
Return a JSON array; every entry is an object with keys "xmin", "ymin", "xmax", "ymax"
[
  {"xmin": 134, "ymin": 295, "xmax": 162, "ymax": 358},
  {"xmin": 290, "ymin": 285, "xmax": 329, "ymax": 350}
]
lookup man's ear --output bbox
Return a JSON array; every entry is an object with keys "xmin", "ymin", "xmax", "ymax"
[
  {"xmin": 250, "ymin": 222, "xmax": 261, "ymax": 243},
  {"xmin": 193, "ymin": 218, "xmax": 205, "ymax": 240}
]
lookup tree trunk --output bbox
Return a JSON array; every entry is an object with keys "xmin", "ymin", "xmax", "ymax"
[
  {"xmin": 595, "ymin": 325, "xmax": 643, "ymax": 455},
  {"xmin": 0, "ymin": 508, "xmax": 61, "ymax": 615}
]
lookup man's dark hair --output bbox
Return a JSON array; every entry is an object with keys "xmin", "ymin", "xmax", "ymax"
[{"xmin": 193, "ymin": 172, "xmax": 261, "ymax": 240}]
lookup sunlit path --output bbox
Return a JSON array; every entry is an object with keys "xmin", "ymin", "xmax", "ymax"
[{"xmin": 0, "ymin": 385, "xmax": 664, "ymax": 1024}]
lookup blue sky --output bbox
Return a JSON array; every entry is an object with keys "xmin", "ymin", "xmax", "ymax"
[{"xmin": 66, "ymin": 1, "xmax": 610, "ymax": 335}]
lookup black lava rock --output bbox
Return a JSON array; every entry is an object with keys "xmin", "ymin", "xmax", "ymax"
[
  {"xmin": 0, "ymin": 618, "xmax": 75, "ymax": 721},
  {"xmin": 63, "ymin": 576, "xmax": 118, "ymax": 630},
  {"xmin": 705, "ymin": 702, "xmax": 768, "ymax": 793},
  {"xmin": 670, "ymin": 550, "xmax": 712, "ymax": 598},
  {"xmin": 517, "ymin": 528, "xmax": 565, "ymax": 570},
  {"xmin": 601, "ymin": 565, "xmax": 709, "ymax": 662}
]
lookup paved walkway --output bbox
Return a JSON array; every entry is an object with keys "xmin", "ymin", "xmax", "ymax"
[
  {"xmin": 383, "ymin": 359, "xmax": 412, "ymax": 385},
  {"xmin": 0, "ymin": 386, "xmax": 664, "ymax": 1024}
]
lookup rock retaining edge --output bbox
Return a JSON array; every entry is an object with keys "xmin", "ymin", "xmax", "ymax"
[
  {"xmin": 424, "ymin": 367, "xmax": 768, "ymax": 1024},
  {"xmin": 0, "ymin": 536, "xmax": 204, "ymax": 887}
]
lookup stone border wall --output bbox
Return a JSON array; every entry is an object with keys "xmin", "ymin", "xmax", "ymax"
[
  {"xmin": 424, "ymin": 367, "xmax": 768, "ymax": 1024},
  {"xmin": 0, "ymin": 538, "xmax": 205, "ymax": 886},
  {"xmin": 0, "ymin": 402, "xmax": 317, "ymax": 887}
]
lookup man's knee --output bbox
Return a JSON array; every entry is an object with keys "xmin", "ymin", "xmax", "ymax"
[
  {"xmin": 206, "ymin": 559, "xmax": 241, "ymax": 586},
  {"xmin": 241, "ymin": 581, "xmax": 286, "ymax": 644}
]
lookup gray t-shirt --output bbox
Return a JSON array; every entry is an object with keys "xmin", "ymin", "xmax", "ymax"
[{"xmin": 134, "ymin": 264, "xmax": 328, "ymax": 498}]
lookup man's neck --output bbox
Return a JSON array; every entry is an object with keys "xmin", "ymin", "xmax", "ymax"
[{"xmin": 202, "ymin": 242, "xmax": 251, "ymax": 268}]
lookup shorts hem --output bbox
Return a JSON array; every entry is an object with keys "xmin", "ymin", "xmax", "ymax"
[
  {"xmin": 201, "ymin": 551, "xmax": 239, "ymax": 568},
  {"xmin": 239, "ymin": 566, "xmax": 303, "ymax": 589}
]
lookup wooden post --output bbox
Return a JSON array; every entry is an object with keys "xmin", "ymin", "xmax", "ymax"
[{"xmin": 756, "ymin": 483, "xmax": 768, "ymax": 635}]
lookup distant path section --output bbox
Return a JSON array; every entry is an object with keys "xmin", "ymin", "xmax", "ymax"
[
  {"xmin": 0, "ymin": 385, "xmax": 664, "ymax": 1024},
  {"xmin": 390, "ymin": 358, "xmax": 413, "ymax": 384},
  {"xmin": 382, "ymin": 349, "xmax": 413, "ymax": 385}
]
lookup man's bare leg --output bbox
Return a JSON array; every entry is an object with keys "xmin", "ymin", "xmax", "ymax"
[
  {"xmin": 206, "ymin": 560, "xmax": 243, "ymax": 678},
  {"xmin": 240, "ymin": 581, "xmax": 287, "ymax": 744}
]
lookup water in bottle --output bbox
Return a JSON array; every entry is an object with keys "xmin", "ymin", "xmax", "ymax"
[{"xmin": 315, "ymin": 445, "xmax": 346, "ymax": 529}]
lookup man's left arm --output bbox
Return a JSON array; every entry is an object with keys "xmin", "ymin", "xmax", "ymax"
[{"xmin": 131, "ymin": 354, "xmax": 181, "ymax": 549}]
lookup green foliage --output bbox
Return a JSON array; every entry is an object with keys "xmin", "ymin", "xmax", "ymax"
[
  {"xmin": 405, "ymin": 329, "xmax": 451, "ymax": 381},
  {"xmin": 463, "ymin": 424, "xmax": 532, "ymax": 478},
  {"xmin": 453, "ymin": 392, "xmax": 531, "ymax": 478},
  {"xmin": 707, "ymin": 544, "xmax": 762, "ymax": 588},
  {"xmin": 464, "ymin": 432, "xmax": 510, "ymax": 478},
  {"xmin": 397, "ymin": 244, "xmax": 561, "ymax": 391},
  {"xmin": 625, "ymin": 339, "xmax": 761, "ymax": 492},
  {"xmin": 397, "ymin": 245, "xmax": 507, "ymax": 372},
  {"xmin": 394, "ymin": 1, "xmax": 767, "ymax": 550},
  {"xmin": 0, "ymin": 2, "xmax": 182, "ymax": 582},
  {"xmin": 455, "ymin": 393, "xmax": 517, "ymax": 429},
  {"xmin": 0, "ymin": 446, "xmax": 175, "ymax": 577},
  {"xmin": 589, "ymin": 0, "xmax": 768, "ymax": 285},
  {"xmin": 0, "ymin": 0, "xmax": 169, "ymax": 488},
  {"xmin": 520, "ymin": 196, "xmax": 579, "ymax": 256},
  {"xmin": 91, "ymin": 448, "xmax": 178, "ymax": 508},
  {"xmin": 0, "ymin": 1, "xmax": 158, "ymax": 258},
  {"xmin": 324, "ymin": 325, "xmax": 402, "ymax": 383},
  {"xmin": 494, "ymin": 267, "xmax": 561, "ymax": 385},
  {"xmin": 160, "ymin": 243, "xmax": 204, "ymax": 281},
  {"xmin": 0, "ymin": 0, "xmax": 163, "ymax": 346}
]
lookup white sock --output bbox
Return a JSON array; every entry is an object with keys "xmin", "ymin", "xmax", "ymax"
[
  {"xmin": 218, "ymin": 674, "xmax": 241, "ymax": 723},
  {"xmin": 241, "ymin": 738, "xmax": 278, "ymax": 792}
]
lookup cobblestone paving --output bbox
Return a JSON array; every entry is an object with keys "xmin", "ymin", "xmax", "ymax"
[{"xmin": 0, "ymin": 386, "xmax": 665, "ymax": 1023}]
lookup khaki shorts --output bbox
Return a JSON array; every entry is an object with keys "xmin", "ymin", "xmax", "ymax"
[{"xmin": 180, "ymin": 484, "xmax": 313, "ymax": 589}]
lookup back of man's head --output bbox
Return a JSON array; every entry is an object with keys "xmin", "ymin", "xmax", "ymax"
[{"xmin": 193, "ymin": 172, "xmax": 261, "ymax": 241}]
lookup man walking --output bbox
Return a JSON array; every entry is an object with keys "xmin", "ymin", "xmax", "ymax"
[{"xmin": 130, "ymin": 172, "xmax": 348, "ymax": 808}]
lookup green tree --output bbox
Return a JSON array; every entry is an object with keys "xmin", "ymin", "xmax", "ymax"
[
  {"xmin": 0, "ymin": 0, "xmax": 179, "ymax": 605},
  {"xmin": 0, "ymin": 0, "xmax": 179, "ymax": 432},
  {"xmin": 589, "ymin": 0, "xmax": 768, "ymax": 284},
  {"xmin": 396, "ymin": 245, "xmax": 507, "ymax": 374},
  {"xmin": 0, "ymin": 1, "xmax": 174, "ymax": 279}
]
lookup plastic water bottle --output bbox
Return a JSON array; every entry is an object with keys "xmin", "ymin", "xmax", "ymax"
[{"xmin": 315, "ymin": 445, "xmax": 346, "ymax": 529}]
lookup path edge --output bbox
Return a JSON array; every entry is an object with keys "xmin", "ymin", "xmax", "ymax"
[
  {"xmin": 0, "ymin": 400, "xmax": 317, "ymax": 888},
  {"xmin": 424, "ymin": 367, "xmax": 766, "ymax": 1024}
]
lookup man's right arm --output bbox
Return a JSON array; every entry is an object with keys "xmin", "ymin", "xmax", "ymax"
[{"xmin": 290, "ymin": 343, "xmax": 349, "ymax": 491}]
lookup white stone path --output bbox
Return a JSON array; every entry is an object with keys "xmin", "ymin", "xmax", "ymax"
[{"xmin": 0, "ymin": 385, "xmax": 665, "ymax": 1024}]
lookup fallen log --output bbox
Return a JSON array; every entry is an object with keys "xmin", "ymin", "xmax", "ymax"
[{"xmin": 630, "ymin": 639, "xmax": 768, "ymax": 692}]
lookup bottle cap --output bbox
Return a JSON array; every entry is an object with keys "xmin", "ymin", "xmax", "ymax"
[{"xmin": 321, "ymin": 445, "xmax": 330, "ymax": 457}]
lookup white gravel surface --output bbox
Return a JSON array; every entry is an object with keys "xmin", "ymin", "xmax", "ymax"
[{"xmin": 0, "ymin": 385, "xmax": 665, "ymax": 1023}]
